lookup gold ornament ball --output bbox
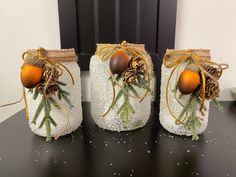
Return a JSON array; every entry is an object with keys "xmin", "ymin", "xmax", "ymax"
[
  {"xmin": 110, "ymin": 50, "xmax": 129, "ymax": 74},
  {"xmin": 178, "ymin": 69, "xmax": 200, "ymax": 94},
  {"xmin": 20, "ymin": 64, "xmax": 43, "ymax": 88}
]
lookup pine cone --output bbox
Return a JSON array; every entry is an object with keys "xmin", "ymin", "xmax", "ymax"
[
  {"xmin": 203, "ymin": 65, "xmax": 221, "ymax": 80},
  {"xmin": 199, "ymin": 79, "xmax": 220, "ymax": 100},
  {"xmin": 123, "ymin": 69, "xmax": 136, "ymax": 84},
  {"xmin": 129, "ymin": 57, "xmax": 146, "ymax": 74},
  {"xmin": 36, "ymin": 67, "xmax": 60, "ymax": 96}
]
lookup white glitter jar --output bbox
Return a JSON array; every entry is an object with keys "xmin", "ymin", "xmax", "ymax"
[
  {"xmin": 159, "ymin": 49, "xmax": 211, "ymax": 137},
  {"xmin": 90, "ymin": 43, "xmax": 153, "ymax": 131},
  {"xmin": 25, "ymin": 49, "xmax": 82, "ymax": 140}
]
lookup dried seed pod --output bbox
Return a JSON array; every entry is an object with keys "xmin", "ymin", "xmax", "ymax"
[
  {"xmin": 36, "ymin": 67, "xmax": 60, "ymax": 96},
  {"xmin": 123, "ymin": 69, "xmax": 136, "ymax": 84},
  {"xmin": 199, "ymin": 79, "xmax": 220, "ymax": 100},
  {"xmin": 129, "ymin": 57, "xmax": 146, "ymax": 74},
  {"xmin": 178, "ymin": 69, "xmax": 200, "ymax": 94},
  {"xmin": 110, "ymin": 50, "xmax": 129, "ymax": 74},
  {"xmin": 203, "ymin": 65, "xmax": 222, "ymax": 80}
]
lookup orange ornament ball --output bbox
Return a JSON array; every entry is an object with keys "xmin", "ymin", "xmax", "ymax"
[
  {"xmin": 178, "ymin": 69, "xmax": 200, "ymax": 94},
  {"xmin": 20, "ymin": 64, "xmax": 43, "ymax": 88},
  {"xmin": 110, "ymin": 50, "xmax": 129, "ymax": 74}
]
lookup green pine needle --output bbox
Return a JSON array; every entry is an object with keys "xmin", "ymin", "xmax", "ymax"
[
  {"xmin": 62, "ymin": 94, "xmax": 74, "ymax": 109},
  {"xmin": 32, "ymin": 97, "xmax": 44, "ymax": 124},
  {"xmin": 33, "ymin": 89, "xmax": 39, "ymax": 100},
  {"xmin": 128, "ymin": 84, "xmax": 139, "ymax": 97},
  {"xmin": 39, "ymin": 117, "xmax": 46, "ymax": 129},
  {"xmin": 45, "ymin": 117, "xmax": 52, "ymax": 142},
  {"xmin": 58, "ymin": 92, "xmax": 62, "ymax": 100},
  {"xmin": 49, "ymin": 116, "xmax": 57, "ymax": 127},
  {"xmin": 56, "ymin": 80, "xmax": 67, "ymax": 86},
  {"xmin": 48, "ymin": 97, "xmax": 60, "ymax": 109}
]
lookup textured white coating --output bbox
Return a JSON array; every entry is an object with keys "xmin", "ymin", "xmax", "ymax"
[
  {"xmin": 90, "ymin": 55, "xmax": 152, "ymax": 131},
  {"xmin": 159, "ymin": 64, "xmax": 209, "ymax": 136},
  {"xmin": 26, "ymin": 62, "xmax": 82, "ymax": 138}
]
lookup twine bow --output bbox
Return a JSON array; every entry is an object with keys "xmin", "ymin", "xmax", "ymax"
[
  {"xmin": 163, "ymin": 49, "xmax": 228, "ymax": 124},
  {"xmin": 95, "ymin": 41, "xmax": 153, "ymax": 117}
]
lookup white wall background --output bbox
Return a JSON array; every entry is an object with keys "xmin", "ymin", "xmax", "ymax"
[{"xmin": 0, "ymin": 0, "xmax": 235, "ymax": 123}]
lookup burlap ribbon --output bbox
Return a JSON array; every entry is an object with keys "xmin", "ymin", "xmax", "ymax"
[{"xmin": 163, "ymin": 49, "xmax": 228, "ymax": 124}]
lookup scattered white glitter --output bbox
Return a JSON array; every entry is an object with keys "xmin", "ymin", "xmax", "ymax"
[
  {"xmin": 177, "ymin": 163, "xmax": 180, "ymax": 166},
  {"xmin": 62, "ymin": 150, "xmax": 65, "ymax": 153},
  {"xmin": 155, "ymin": 140, "xmax": 158, "ymax": 143},
  {"xmin": 169, "ymin": 150, "xmax": 173, "ymax": 154},
  {"xmin": 201, "ymin": 154, "xmax": 204, "ymax": 157},
  {"xmin": 63, "ymin": 161, "xmax": 68, "ymax": 164},
  {"xmin": 89, "ymin": 141, "xmax": 92, "ymax": 144},
  {"xmin": 46, "ymin": 150, "xmax": 49, "ymax": 153},
  {"xmin": 205, "ymin": 140, "xmax": 209, "ymax": 143},
  {"xmin": 131, "ymin": 169, "xmax": 134, "ymax": 172},
  {"xmin": 130, "ymin": 174, "xmax": 133, "ymax": 176},
  {"xmin": 105, "ymin": 143, "xmax": 108, "ymax": 147},
  {"xmin": 187, "ymin": 150, "xmax": 190, "ymax": 153},
  {"xmin": 196, "ymin": 172, "xmax": 199, "ymax": 176},
  {"xmin": 124, "ymin": 141, "xmax": 126, "ymax": 144},
  {"xmin": 54, "ymin": 161, "xmax": 58, "ymax": 163},
  {"xmin": 114, "ymin": 173, "xmax": 117, "ymax": 176},
  {"xmin": 35, "ymin": 159, "xmax": 38, "ymax": 163},
  {"xmin": 145, "ymin": 142, "xmax": 147, "ymax": 145},
  {"xmin": 147, "ymin": 150, "xmax": 150, "ymax": 154},
  {"xmin": 128, "ymin": 149, "xmax": 132, "ymax": 153},
  {"xmin": 226, "ymin": 174, "xmax": 230, "ymax": 176},
  {"xmin": 0, "ymin": 157, "xmax": 2, "ymax": 161},
  {"xmin": 110, "ymin": 163, "xmax": 113, "ymax": 166},
  {"xmin": 185, "ymin": 162, "xmax": 188, "ymax": 165}
]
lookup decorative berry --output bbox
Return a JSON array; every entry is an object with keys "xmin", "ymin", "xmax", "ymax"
[
  {"xmin": 110, "ymin": 50, "xmax": 129, "ymax": 74},
  {"xmin": 20, "ymin": 59, "xmax": 43, "ymax": 88},
  {"xmin": 178, "ymin": 69, "xmax": 200, "ymax": 94}
]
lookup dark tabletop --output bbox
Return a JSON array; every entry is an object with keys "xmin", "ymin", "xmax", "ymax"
[{"xmin": 0, "ymin": 102, "xmax": 236, "ymax": 177}]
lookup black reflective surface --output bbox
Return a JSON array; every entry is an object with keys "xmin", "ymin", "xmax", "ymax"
[{"xmin": 0, "ymin": 102, "xmax": 235, "ymax": 177}]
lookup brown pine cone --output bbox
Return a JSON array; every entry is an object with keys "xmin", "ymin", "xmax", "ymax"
[
  {"xmin": 129, "ymin": 57, "xmax": 146, "ymax": 74},
  {"xmin": 199, "ymin": 79, "xmax": 220, "ymax": 100},
  {"xmin": 203, "ymin": 65, "xmax": 221, "ymax": 80},
  {"xmin": 123, "ymin": 69, "xmax": 136, "ymax": 84},
  {"xmin": 36, "ymin": 67, "xmax": 60, "ymax": 96},
  {"xmin": 43, "ymin": 67, "xmax": 60, "ymax": 82},
  {"xmin": 36, "ymin": 84, "xmax": 58, "ymax": 96}
]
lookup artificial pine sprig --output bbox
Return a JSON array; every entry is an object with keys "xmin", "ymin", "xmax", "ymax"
[
  {"xmin": 31, "ymin": 80, "xmax": 73, "ymax": 141},
  {"xmin": 109, "ymin": 74, "xmax": 151, "ymax": 127},
  {"xmin": 177, "ymin": 94, "xmax": 205, "ymax": 140}
]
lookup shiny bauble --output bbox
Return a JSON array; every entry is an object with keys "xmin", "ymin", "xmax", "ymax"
[
  {"xmin": 178, "ymin": 69, "xmax": 200, "ymax": 94},
  {"xmin": 21, "ymin": 63, "xmax": 43, "ymax": 88},
  {"xmin": 110, "ymin": 50, "xmax": 129, "ymax": 74}
]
